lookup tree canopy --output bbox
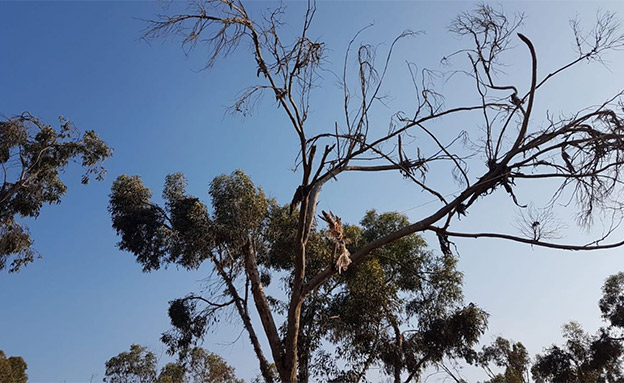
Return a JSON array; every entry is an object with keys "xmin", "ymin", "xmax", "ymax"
[
  {"xmin": 104, "ymin": 344, "xmax": 157, "ymax": 383},
  {"xmin": 0, "ymin": 112, "xmax": 111, "ymax": 272}
]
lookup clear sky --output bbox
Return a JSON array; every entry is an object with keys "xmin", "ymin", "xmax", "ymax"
[{"xmin": 3, "ymin": 1, "xmax": 624, "ymax": 382}]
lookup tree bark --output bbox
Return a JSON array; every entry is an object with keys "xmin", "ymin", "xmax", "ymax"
[
  {"xmin": 211, "ymin": 255, "xmax": 276, "ymax": 383},
  {"xmin": 242, "ymin": 239, "xmax": 288, "ymax": 381}
]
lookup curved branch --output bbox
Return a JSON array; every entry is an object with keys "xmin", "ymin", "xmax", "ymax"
[{"xmin": 432, "ymin": 227, "xmax": 624, "ymax": 251}]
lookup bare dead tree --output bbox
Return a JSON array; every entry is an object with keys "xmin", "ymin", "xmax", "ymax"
[{"xmin": 143, "ymin": 2, "xmax": 624, "ymax": 382}]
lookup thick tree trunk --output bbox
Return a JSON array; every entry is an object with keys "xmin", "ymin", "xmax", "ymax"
[
  {"xmin": 242, "ymin": 239, "xmax": 288, "ymax": 382},
  {"xmin": 211, "ymin": 256, "xmax": 276, "ymax": 383},
  {"xmin": 283, "ymin": 187, "xmax": 322, "ymax": 382}
]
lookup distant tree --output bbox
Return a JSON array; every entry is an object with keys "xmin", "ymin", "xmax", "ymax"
[
  {"xmin": 103, "ymin": 344, "xmax": 157, "ymax": 383},
  {"xmin": 451, "ymin": 273, "xmax": 624, "ymax": 383},
  {"xmin": 112, "ymin": 1, "xmax": 624, "ymax": 381},
  {"xmin": 0, "ymin": 350, "xmax": 28, "ymax": 383},
  {"xmin": 187, "ymin": 347, "xmax": 245, "ymax": 383},
  {"xmin": 104, "ymin": 345, "xmax": 243, "ymax": 383},
  {"xmin": 0, "ymin": 112, "xmax": 111, "ymax": 272},
  {"xmin": 531, "ymin": 273, "xmax": 624, "ymax": 383}
]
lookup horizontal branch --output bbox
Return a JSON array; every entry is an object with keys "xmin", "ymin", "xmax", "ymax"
[{"xmin": 432, "ymin": 227, "xmax": 624, "ymax": 251}]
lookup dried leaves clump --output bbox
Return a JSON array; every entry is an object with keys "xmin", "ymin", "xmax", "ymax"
[{"xmin": 319, "ymin": 210, "xmax": 351, "ymax": 273}]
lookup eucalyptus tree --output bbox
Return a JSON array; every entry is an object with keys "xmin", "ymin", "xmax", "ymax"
[
  {"xmin": 103, "ymin": 345, "xmax": 244, "ymax": 383},
  {"xmin": 111, "ymin": 1, "xmax": 624, "ymax": 382},
  {"xmin": 0, "ymin": 113, "xmax": 111, "ymax": 272},
  {"xmin": 110, "ymin": 171, "xmax": 487, "ymax": 383},
  {"xmin": 104, "ymin": 344, "xmax": 157, "ymax": 383}
]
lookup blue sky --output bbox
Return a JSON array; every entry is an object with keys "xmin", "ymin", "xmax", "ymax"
[{"xmin": 3, "ymin": 1, "xmax": 624, "ymax": 382}]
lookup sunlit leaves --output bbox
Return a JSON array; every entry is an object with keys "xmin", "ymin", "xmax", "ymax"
[
  {"xmin": 209, "ymin": 169, "xmax": 268, "ymax": 248},
  {"xmin": 187, "ymin": 347, "xmax": 245, "ymax": 383},
  {"xmin": 104, "ymin": 345, "xmax": 243, "ymax": 383}
]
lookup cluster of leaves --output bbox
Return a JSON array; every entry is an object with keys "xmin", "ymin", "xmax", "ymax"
[
  {"xmin": 0, "ymin": 113, "xmax": 111, "ymax": 272},
  {"xmin": 472, "ymin": 337, "xmax": 530, "ymax": 383},
  {"xmin": 0, "ymin": 351, "xmax": 27, "ymax": 383},
  {"xmin": 104, "ymin": 344, "xmax": 157, "ymax": 383},
  {"xmin": 110, "ymin": 170, "xmax": 487, "ymax": 382},
  {"xmin": 299, "ymin": 210, "xmax": 488, "ymax": 382},
  {"xmin": 103, "ymin": 344, "xmax": 243, "ymax": 383},
  {"xmin": 110, "ymin": 170, "xmax": 264, "ymax": 273}
]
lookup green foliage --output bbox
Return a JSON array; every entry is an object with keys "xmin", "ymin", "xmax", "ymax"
[
  {"xmin": 109, "ymin": 170, "xmax": 267, "ymax": 273},
  {"xmin": 104, "ymin": 345, "xmax": 244, "ymax": 383},
  {"xmin": 0, "ymin": 350, "xmax": 28, "ymax": 383},
  {"xmin": 0, "ymin": 113, "xmax": 111, "ymax": 272},
  {"xmin": 109, "ymin": 175, "xmax": 169, "ymax": 271},
  {"xmin": 303, "ymin": 211, "xmax": 487, "ymax": 381},
  {"xmin": 474, "ymin": 337, "xmax": 530, "ymax": 383},
  {"xmin": 187, "ymin": 347, "xmax": 245, "ymax": 383},
  {"xmin": 161, "ymin": 298, "xmax": 209, "ymax": 355},
  {"xmin": 532, "ymin": 322, "xmax": 624, "ymax": 383},
  {"xmin": 599, "ymin": 272, "xmax": 624, "ymax": 328},
  {"xmin": 156, "ymin": 363, "xmax": 185, "ymax": 383},
  {"xmin": 209, "ymin": 170, "xmax": 268, "ymax": 249},
  {"xmin": 110, "ymin": 171, "xmax": 486, "ymax": 382},
  {"xmin": 103, "ymin": 344, "xmax": 157, "ymax": 383}
]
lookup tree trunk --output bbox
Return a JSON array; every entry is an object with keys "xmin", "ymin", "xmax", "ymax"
[
  {"xmin": 211, "ymin": 255, "xmax": 276, "ymax": 383},
  {"xmin": 242, "ymin": 239, "xmax": 288, "ymax": 381}
]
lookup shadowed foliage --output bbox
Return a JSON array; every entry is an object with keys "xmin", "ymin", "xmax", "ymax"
[{"xmin": 0, "ymin": 112, "xmax": 111, "ymax": 272}]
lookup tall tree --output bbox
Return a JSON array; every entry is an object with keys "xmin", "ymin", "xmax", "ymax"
[
  {"xmin": 111, "ymin": 171, "xmax": 487, "ymax": 382},
  {"xmin": 112, "ymin": 2, "xmax": 624, "ymax": 381},
  {"xmin": 0, "ymin": 112, "xmax": 111, "ymax": 272}
]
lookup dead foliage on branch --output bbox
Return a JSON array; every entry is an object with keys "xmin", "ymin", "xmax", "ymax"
[{"xmin": 319, "ymin": 210, "xmax": 351, "ymax": 273}]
